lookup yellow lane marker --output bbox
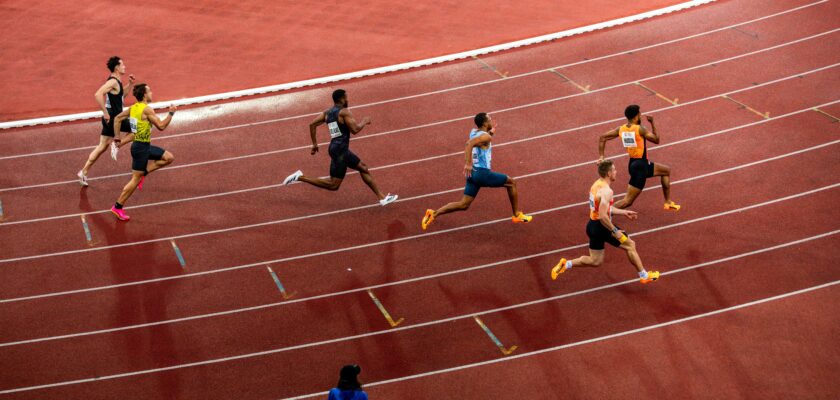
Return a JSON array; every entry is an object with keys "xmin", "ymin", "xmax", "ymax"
[
  {"xmin": 471, "ymin": 55, "xmax": 508, "ymax": 78},
  {"xmin": 722, "ymin": 95, "xmax": 770, "ymax": 119},
  {"xmin": 549, "ymin": 69, "xmax": 590, "ymax": 92},
  {"xmin": 367, "ymin": 290, "xmax": 404, "ymax": 328},
  {"xmin": 636, "ymin": 82, "xmax": 679, "ymax": 105},
  {"xmin": 813, "ymin": 108, "xmax": 840, "ymax": 123}
]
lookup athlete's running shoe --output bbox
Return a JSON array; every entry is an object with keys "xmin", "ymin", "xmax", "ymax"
[
  {"xmin": 640, "ymin": 270, "xmax": 660, "ymax": 284},
  {"xmin": 283, "ymin": 170, "xmax": 303, "ymax": 186},
  {"xmin": 421, "ymin": 209, "xmax": 435, "ymax": 230},
  {"xmin": 551, "ymin": 258, "xmax": 567, "ymax": 280},
  {"xmin": 137, "ymin": 175, "xmax": 146, "ymax": 191},
  {"xmin": 77, "ymin": 170, "xmax": 89, "ymax": 187},
  {"xmin": 110, "ymin": 206, "xmax": 130, "ymax": 221},
  {"xmin": 110, "ymin": 141, "xmax": 119, "ymax": 161},
  {"xmin": 379, "ymin": 193, "xmax": 398, "ymax": 206},
  {"xmin": 664, "ymin": 201, "xmax": 681, "ymax": 211},
  {"xmin": 512, "ymin": 212, "xmax": 533, "ymax": 223}
]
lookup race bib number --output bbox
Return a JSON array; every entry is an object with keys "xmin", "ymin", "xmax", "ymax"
[
  {"xmin": 621, "ymin": 131, "xmax": 637, "ymax": 148},
  {"xmin": 588, "ymin": 193, "xmax": 596, "ymax": 211},
  {"xmin": 129, "ymin": 117, "xmax": 138, "ymax": 133},
  {"xmin": 328, "ymin": 121, "xmax": 342, "ymax": 139}
]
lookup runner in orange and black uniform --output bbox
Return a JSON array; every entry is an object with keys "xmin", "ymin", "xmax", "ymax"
[
  {"xmin": 550, "ymin": 160, "xmax": 659, "ymax": 284},
  {"xmin": 598, "ymin": 105, "xmax": 680, "ymax": 211}
]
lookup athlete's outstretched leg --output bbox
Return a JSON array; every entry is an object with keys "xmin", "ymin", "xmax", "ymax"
[
  {"xmin": 298, "ymin": 175, "xmax": 342, "ymax": 191},
  {"xmin": 504, "ymin": 177, "xmax": 519, "ymax": 216},
  {"xmin": 614, "ymin": 185, "xmax": 642, "ymax": 209},
  {"xmin": 654, "ymin": 163, "xmax": 672, "ymax": 202},
  {"xmin": 352, "ymin": 162, "xmax": 385, "ymax": 200},
  {"xmin": 81, "ymin": 136, "xmax": 112, "ymax": 175}
]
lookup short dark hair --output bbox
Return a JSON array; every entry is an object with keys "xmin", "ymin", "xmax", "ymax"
[
  {"xmin": 598, "ymin": 160, "xmax": 614, "ymax": 178},
  {"xmin": 107, "ymin": 56, "xmax": 122, "ymax": 72},
  {"xmin": 474, "ymin": 112, "xmax": 489, "ymax": 128},
  {"xmin": 624, "ymin": 105, "xmax": 640, "ymax": 121},
  {"xmin": 337, "ymin": 364, "xmax": 362, "ymax": 391},
  {"xmin": 133, "ymin": 84, "xmax": 148, "ymax": 101},
  {"xmin": 332, "ymin": 89, "xmax": 346, "ymax": 103}
]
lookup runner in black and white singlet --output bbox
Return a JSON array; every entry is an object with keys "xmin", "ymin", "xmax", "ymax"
[
  {"xmin": 283, "ymin": 89, "xmax": 398, "ymax": 206},
  {"xmin": 77, "ymin": 56, "xmax": 136, "ymax": 186}
]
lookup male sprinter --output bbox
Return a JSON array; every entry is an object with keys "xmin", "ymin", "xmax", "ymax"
[
  {"xmin": 551, "ymin": 160, "xmax": 659, "ymax": 284},
  {"xmin": 77, "ymin": 56, "xmax": 136, "ymax": 186},
  {"xmin": 599, "ymin": 105, "xmax": 680, "ymax": 210},
  {"xmin": 421, "ymin": 113, "xmax": 532, "ymax": 229},
  {"xmin": 282, "ymin": 89, "xmax": 397, "ymax": 206},
  {"xmin": 109, "ymin": 84, "xmax": 176, "ymax": 221}
]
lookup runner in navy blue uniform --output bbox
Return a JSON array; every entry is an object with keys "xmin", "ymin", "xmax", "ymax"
[
  {"xmin": 77, "ymin": 56, "xmax": 136, "ymax": 186},
  {"xmin": 283, "ymin": 89, "xmax": 398, "ymax": 206}
]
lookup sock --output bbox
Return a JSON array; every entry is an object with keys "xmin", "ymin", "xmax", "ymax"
[
  {"xmin": 114, "ymin": 202, "xmax": 123, "ymax": 210},
  {"xmin": 639, "ymin": 270, "xmax": 649, "ymax": 279},
  {"xmin": 565, "ymin": 260, "xmax": 573, "ymax": 270}
]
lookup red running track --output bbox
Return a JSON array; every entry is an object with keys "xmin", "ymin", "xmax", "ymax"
[{"xmin": 1, "ymin": 0, "xmax": 839, "ymax": 398}]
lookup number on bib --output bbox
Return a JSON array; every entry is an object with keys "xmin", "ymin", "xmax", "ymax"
[
  {"xmin": 621, "ymin": 131, "xmax": 637, "ymax": 148},
  {"xmin": 129, "ymin": 117, "xmax": 138, "ymax": 133},
  {"xmin": 328, "ymin": 121, "xmax": 342, "ymax": 139}
]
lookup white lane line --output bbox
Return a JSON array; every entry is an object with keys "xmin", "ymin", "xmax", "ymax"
[
  {"xmin": 1, "ymin": 98, "xmax": 837, "ymax": 264},
  {"xmin": 287, "ymin": 279, "xmax": 840, "ymax": 399},
  {"xmin": 1, "ymin": 27, "xmax": 836, "ymax": 193},
  {"xmin": 1, "ymin": 62, "xmax": 837, "ymax": 227},
  {"xmin": 0, "ymin": 1, "xmax": 824, "ymax": 142},
  {"xmin": 1, "ymin": 163, "xmax": 835, "ymax": 345},
  {"xmin": 2, "ymin": 223, "xmax": 836, "ymax": 394}
]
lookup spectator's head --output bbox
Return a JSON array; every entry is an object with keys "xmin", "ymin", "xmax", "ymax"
[{"xmin": 337, "ymin": 364, "xmax": 362, "ymax": 390}]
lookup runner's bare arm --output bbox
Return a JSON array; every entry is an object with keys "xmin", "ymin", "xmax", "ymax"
[
  {"xmin": 94, "ymin": 80, "xmax": 118, "ymax": 120},
  {"xmin": 146, "ymin": 105, "xmax": 177, "ymax": 131},
  {"xmin": 598, "ymin": 128, "xmax": 619, "ymax": 161},
  {"xmin": 463, "ymin": 133, "xmax": 491, "ymax": 177},
  {"xmin": 640, "ymin": 115, "xmax": 659, "ymax": 144},
  {"xmin": 123, "ymin": 75, "xmax": 136, "ymax": 99},
  {"xmin": 112, "ymin": 108, "xmax": 131, "ymax": 139},
  {"xmin": 309, "ymin": 112, "xmax": 326, "ymax": 154},
  {"xmin": 598, "ymin": 188, "xmax": 632, "ymax": 241},
  {"xmin": 341, "ymin": 109, "xmax": 370, "ymax": 134}
]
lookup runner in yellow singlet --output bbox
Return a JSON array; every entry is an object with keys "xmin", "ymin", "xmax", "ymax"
[
  {"xmin": 108, "ymin": 84, "xmax": 177, "ymax": 221},
  {"xmin": 550, "ymin": 160, "xmax": 660, "ymax": 284},
  {"xmin": 598, "ymin": 105, "xmax": 680, "ymax": 211}
]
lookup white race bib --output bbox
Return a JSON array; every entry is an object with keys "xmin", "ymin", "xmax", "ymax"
[
  {"xmin": 621, "ymin": 131, "xmax": 637, "ymax": 148},
  {"xmin": 328, "ymin": 121, "xmax": 342, "ymax": 139},
  {"xmin": 129, "ymin": 117, "xmax": 138, "ymax": 133}
]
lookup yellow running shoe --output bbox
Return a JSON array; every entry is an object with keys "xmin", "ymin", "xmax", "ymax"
[
  {"xmin": 664, "ymin": 201, "xmax": 681, "ymax": 211},
  {"xmin": 551, "ymin": 258, "xmax": 567, "ymax": 280},
  {"xmin": 421, "ymin": 209, "xmax": 435, "ymax": 230},
  {"xmin": 640, "ymin": 270, "xmax": 660, "ymax": 284},
  {"xmin": 512, "ymin": 212, "xmax": 533, "ymax": 223}
]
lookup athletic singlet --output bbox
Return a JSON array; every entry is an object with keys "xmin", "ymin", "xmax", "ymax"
[
  {"xmin": 104, "ymin": 77, "xmax": 124, "ymax": 117},
  {"xmin": 589, "ymin": 178, "xmax": 613, "ymax": 221},
  {"xmin": 470, "ymin": 128, "xmax": 492, "ymax": 169},
  {"xmin": 618, "ymin": 123, "xmax": 646, "ymax": 159},
  {"xmin": 326, "ymin": 106, "xmax": 351, "ymax": 150},
  {"xmin": 129, "ymin": 102, "xmax": 151, "ymax": 143}
]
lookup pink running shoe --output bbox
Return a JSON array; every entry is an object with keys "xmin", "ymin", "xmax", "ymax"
[
  {"xmin": 111, "ymin": 206, "xmax": 130, "ymax": 221},
  {"xmin": 137, "ymin": 175, "xmax": 146, "ymax": 191}
]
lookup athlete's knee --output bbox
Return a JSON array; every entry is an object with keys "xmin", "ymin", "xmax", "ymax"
[
  {"xmin": 327, "ymin": 180, "xmax": 342, "ymax": 191},
  {"xmin": 622, "ymin": 238, "xmax": 636, "ymax": 250},
  {"xmin": 589, "ymin": 256, "xmax": 603, "ymax": 266},
  {"xmin": 459, "ymin": 197, "xmax": 474, "ymax": 210},
  {"xmin": 505, "ymin": 177, "xmax": 516, "ymax": 187},
  {"xmin": 163, "ymin": 152, "xmax": 175, "ymax": 163},
  {"xmin": 355, "ymin": 162, "xmax": 369, "ymax": 173}
]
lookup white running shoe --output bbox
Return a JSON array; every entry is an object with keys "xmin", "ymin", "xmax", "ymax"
[
  {"xmin": 379, "ymin": 193, "xmax": 398, "ymax": 206},
  {"xmin": 283, "ymin": 170, "xmax": 303, "ymax": 186},
  {"xmin": 77, "ymin": 170, "xmax": 89, "ymax": 187},
  {"xmin": 110, "ymin": 141, "xmax": 119, "ymax": 161}
]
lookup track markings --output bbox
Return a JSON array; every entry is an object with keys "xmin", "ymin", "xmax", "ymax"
[
  {"xmin": 812, "ymin": 107, "xmax": 839, "ymax": 122},
  {"xmin": 170, "ymin": 240, "xmax": 187, "ymax": 268},
  {"xmin": 367, "ymin": 290, "xmax": 404, "ymax": 328},
  {"xmin": 0, "ymin": 199, "xmax": 5, "ymax": 222},
  {"xmin": 471, "ymin": 55, "xmax": 508, "ymax": 78},
  {"xmin": 474, "ymin": 316, "xmax": 517, "ymax": 356},
  {"xmin": 722, "ymin": 95, "xmax": 770, "ymax": 119},
  {"xmin": 730, "ymin": 26, "xmax": 759, "ymax": 39},
  {"xmin": 636, "ymin": 82, "xmax": 679, "ymax": 105},
  {"xmin": 549, "ymin": 69, "xmax": 590, "ymax": 92},
  {"xmin": 79, "ymin": 215, "xmax": 94, "ymax": 246},
  {"xmin": 267, "ymin": 266, "xmax": 296, "ymax": 299}
]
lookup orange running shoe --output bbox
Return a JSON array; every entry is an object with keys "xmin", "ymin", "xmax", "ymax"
[
  {"xmin": 551, "ymin": 258, "xmax": 568, "ymax": 280},
  {"xmin": 664, "ymin": 201, "xmax": 681, "ymax": 211},
  {"xmin": 512, "ymin": 212, "xmax": 533, "ymax": 223},
  {"xmin": 421, "ymin": 209, "xmax": 435, "ymax": 230},
  {"xmin": 640, "ymin": 271, "xmax": 660, "ymax": 284}
]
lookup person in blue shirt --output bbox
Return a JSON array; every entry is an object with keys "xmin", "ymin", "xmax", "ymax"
[
  {"xmin": 421, "ymin": 112, "xmax": 532, "ymax": 229},
  {"xmin": 328, "ymin": 364, "xmax": 368, "ymax": 400}
]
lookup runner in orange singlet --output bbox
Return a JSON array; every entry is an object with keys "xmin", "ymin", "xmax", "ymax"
[
  {"xmin": 550, "ymin": 160, "xmax": 659, "ymax": 284},
  {"xmin": 598, "ymin": 105, "xmax": 680, "ymax": 211}
]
